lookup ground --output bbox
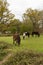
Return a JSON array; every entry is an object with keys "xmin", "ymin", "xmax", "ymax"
[
  {"xmin": 0, "ymin": 35, "xmax": 43, "ymax": 52},
  {"xmin": 0, "ymin": 35, "xmax": 43, "ymax": 65}
]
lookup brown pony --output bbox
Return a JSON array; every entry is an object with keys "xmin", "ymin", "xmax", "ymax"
[{"xmin": 13, "ymin": 32, "xmax": 21, "ymax": 46}]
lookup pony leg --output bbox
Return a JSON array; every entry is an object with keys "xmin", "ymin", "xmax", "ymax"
[
  {"xmin": 13, "ymin": 39, "xmax": 14, "ymax": 44},
  {"xmin": 13, "ymin": 38, "xmax": 15, "ymax": 44}
]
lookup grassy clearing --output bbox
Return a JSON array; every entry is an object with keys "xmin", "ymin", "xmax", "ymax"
[
  {"xmin": 0, "ymin": 35, "xmax": 43, "ymax": 65},
  {"xmin": 0, "ymin": 35, "xmax": 43, "ymax": 52}
]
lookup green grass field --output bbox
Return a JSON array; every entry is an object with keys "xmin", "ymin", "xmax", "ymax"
[
  {"xmin": 0, "ymin": 35, "xmax": 43, "ymax": 52},
  {"xmin": 0, "ymin": 35, "xmax": 43, "ymax": 65}
]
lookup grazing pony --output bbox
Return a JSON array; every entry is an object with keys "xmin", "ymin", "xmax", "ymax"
[
  {"xmin": 23, "ymin": 32, "xmax": 30, "ymax": 39},
  {"xmin": 23, "ymin": 33, "xmax": 26, "ymax": 39},
  {"xmin": 25, "ymin": 32, "xmax": 30, "ymax": 37},
  {"xmin": 13, "ymin": 32, "xmax": 21, "ymax": 46},
  {"xmin": 32, "ymin": 31, "xmax": 40, "ymax": 37}
]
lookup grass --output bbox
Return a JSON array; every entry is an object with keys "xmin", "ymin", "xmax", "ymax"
[
  {"xmin": 0, "ymin": 42, "xmax": 12, "ymax": 61},
  {"xmin": 0, "ymin": 35, "xmax": 43, "ymax": 52},
  {"xmin": 3, "ymin": 50, "xmax": 43, "ymax": 65},
  {"xmin": 0, "ymin": 35, "xmax": 43, "ymax": 65}
]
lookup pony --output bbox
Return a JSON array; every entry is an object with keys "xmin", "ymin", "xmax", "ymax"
[
  {"xmin": 32, "ymin": 31, "xmax": 40, "ymax": 37},
  {"xmin": 23, "ymin": 32, "xmax": 30, "ymax": 39},
  {"xmin": 25, "ymin": 32, "xmax": 30, "ymax": 37},
  {"xmin": 13, "ymin": 32, "xmax": 21, "ymax": 46}
]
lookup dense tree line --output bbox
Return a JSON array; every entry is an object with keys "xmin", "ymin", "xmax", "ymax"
[{"xmin": 0, "ymin": 0, "xmax": 43, "ymax": 35}]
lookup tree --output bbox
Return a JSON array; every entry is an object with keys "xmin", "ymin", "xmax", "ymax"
[
  {"xmin": 38, "ymin": 10, "xmax": 43, "ymax": 33},
  {"xmin": 0, "ymin": 0, "xmax": 15, "ymax": 23},
  {"xmin": 9, "ymin": 19, "xmax": 21, "ymax": 33},
  {"xmin": 23, "ymin": 8, "xmax": 40, "ymax": 32},
  {"xmin": 0, "ymin": 0, "xmax": 15, "ymax": 33}
]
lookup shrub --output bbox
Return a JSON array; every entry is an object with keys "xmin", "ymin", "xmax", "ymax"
[
  {"xmin": 3, "ymin": 50, "xmax": 43, "ymax": 65},
  {"xmin": 0, "ymin": 42, "xmax": 12, "ymax": 61}
]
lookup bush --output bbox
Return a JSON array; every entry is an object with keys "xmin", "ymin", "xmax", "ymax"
[
  {"xmin": 0, "ymin": 42, "xmax": 13, "ymax": 49},
  {"xmin": 0, "ymin": 50, "xmax": 9, "ymax": 61},
  {"xmin": 0, "ymin": 42, "xmax": 12, "ymax": 61},
  {"xmin": 3, "ymin": 50, "xmax": 43, "ymax": 65}
]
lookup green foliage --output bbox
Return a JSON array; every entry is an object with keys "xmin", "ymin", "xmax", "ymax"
[
  {"xmin": 0, "ymin": 0, "xmax": 43, "ymax": 34},
  {"xmin": 0, "ymin": 0, "xmax": 15, "ymax": 33},
  {"xmin": 0, "ymin": 42, "xmax": 13, "ymax": 49},
  {"xmin": 0, "ymin": 50, "xmax": 9, "ymax": 61},
  {"xmin": 3, "ymin": 50, "xmax": 43, "ymax": 65},
  {"xmin": 0, "ymin": 42, "xmax": 12, "ymax": 61},
  {"xmin": 9, "ymin": 19, "xmax": 21, "ymax": 33},
  {"xmin": 23, "ymin": 8, "xmax": 43, "ymax": 32}
]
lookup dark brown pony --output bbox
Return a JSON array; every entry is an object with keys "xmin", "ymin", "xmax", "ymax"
[
  {"xmin": 13, "ymin": 32, "xmax": 21, "ymax": 46},
  {"xmin": 32, "ymin": 31, "xmax": 40, "ymax": 37}
]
